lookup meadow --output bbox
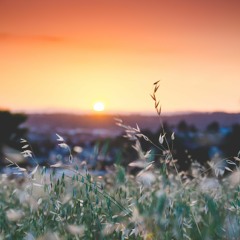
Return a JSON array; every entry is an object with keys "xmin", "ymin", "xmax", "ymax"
[{"xmin": 0, "ymin": 82, "xmax": 239, "ymax": 240}]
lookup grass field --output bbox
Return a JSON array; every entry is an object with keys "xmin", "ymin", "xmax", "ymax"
[
  {"xmin": 0, "ymin": 118, "xmax": 239, "ymax": 240},
  {"xmin": 0, "ymin": 156, "xmax": 239, "ymax": 240}
]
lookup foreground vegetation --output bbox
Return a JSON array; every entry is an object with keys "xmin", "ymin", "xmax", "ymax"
[
  {"xmin": 0, "ymin": 155, "xmax": 239, "ymax": 240},
  {"xmin": 0, "ymin": 82, "xmax": 239, "ymax": 239}
]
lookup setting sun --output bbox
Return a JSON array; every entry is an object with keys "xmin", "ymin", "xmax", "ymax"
[{"xmin": 93, "ymin": 102, "xmax": 105, "ymax": 112}]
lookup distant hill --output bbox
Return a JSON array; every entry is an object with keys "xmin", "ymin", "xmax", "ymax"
[{"xmin": 25, "ymin": 112, "xmax": 240, "ymax": 133}]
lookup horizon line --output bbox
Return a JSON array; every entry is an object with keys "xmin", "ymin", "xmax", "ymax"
[{"xmin": 9, "ymin": 110, "xmax": 240, "ymax": 116}]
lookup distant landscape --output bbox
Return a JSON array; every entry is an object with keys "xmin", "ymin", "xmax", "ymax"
[
  {"xmin": 14, "ymin": 111, "xmax": 239, "ymax": 171},
  {"xmin": 25, "ymin": 112, "xmax": 240, "ymax": 133}
]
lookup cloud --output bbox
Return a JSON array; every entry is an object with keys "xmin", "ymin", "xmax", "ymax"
[
  {"xmin": 0, "ymin": 32, "xmax": 173, "ymax": 54},
  {"xmin": 0, "ymin": 32, "xmax": 65, "ymax": 43}
]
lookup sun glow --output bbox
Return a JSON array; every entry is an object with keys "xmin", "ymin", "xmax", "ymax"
[{"xmin": 93, "ymin": 102, "xmax": 105, "ymax": 112}]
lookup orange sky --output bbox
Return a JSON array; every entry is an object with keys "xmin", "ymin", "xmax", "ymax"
[{"xmin": 0, "ymin": 0, "xmax": 240, "ymax": 114}]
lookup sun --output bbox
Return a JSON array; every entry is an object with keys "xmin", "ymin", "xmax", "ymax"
[{"xmin": 93, "ymin": 102, "xmax": 105, "ymax": 112}]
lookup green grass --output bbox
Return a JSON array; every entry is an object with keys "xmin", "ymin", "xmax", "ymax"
[{"xmin": 0, "ymin": 149, "xmax": 239, "ymax": 239}]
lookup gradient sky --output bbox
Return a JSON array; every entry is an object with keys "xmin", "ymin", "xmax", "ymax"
[{"xmin": 0, "ymin": 0, "xmax": 240, "ymax": 114}]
